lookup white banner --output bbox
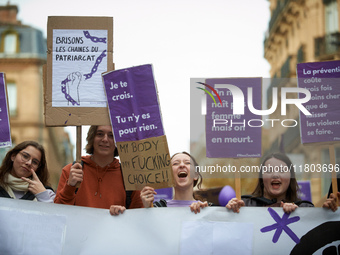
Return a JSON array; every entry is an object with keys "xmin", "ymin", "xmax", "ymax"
[{"xmin": 0, "ymin": 198, "xmax": 339, "ymax": 255}]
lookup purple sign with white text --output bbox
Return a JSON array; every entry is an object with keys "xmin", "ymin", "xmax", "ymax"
[
  {"xmin": 204, "ymin": 78, "xmax": 262, "ymax": 158},
  {"xmin": 297, "ymin": 60, "xmax": 340, "ymax": 144},
  {"xmin": 0, "ymin": 73, "xmax": 12, "ymax": 148},
  {"xmin": 102, "ymin": 64, "xmax": 164, "ymax": 142}
]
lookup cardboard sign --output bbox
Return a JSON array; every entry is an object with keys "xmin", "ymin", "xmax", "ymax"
[
  {"xmin": 102, "ymin": 64, "xmax": 173, "ymax": 190},
  {"xmin": 117, "ymin": 135, "xmax": 173, "ymax": 190},
  {"xmin": 102, "ymin": 64, "xmax": 164, "ymax": 142},
  {"xmin": 45, "ymin": 16, "xmax": 113, "ymax": 126},
  {"xmin": 204, "ymin": 78, "xmax": 262, "ymax": 158},
  {"xmin": 297, "ymin": 60, "xmax": 340, "ymax": 144},
  {"xmin": 0, "ymin": 73, "xmax": 12, "ymax": 148}
]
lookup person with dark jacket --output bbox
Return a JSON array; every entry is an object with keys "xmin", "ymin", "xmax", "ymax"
[{"xmin": 226, "ymin": 152, "xmax": 314, "ymax": 214}]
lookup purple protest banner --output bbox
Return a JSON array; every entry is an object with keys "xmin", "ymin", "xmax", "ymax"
[
  {"xmin": 203, "ymin": 78, "xmax": 262, "ymax": 158},
  {"xmin": 154, "ymin": 187, "xmax": 173, "ymax": 201},
  {"xmin": 0, "ymin": 73, "xmax": 12, "ymax": 148},
  {"xmin": 102, "ymin": 64, "xmax": 164, "ymax": 142},
  {"xmin": 297, "ymin": 60, "xmax": 340, "ymax": 144},
  {"xmin": 297, "ymin": 180, "xmax": 312, "ymax": 203}
]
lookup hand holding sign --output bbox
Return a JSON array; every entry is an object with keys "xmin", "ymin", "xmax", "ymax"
[
  {"xmin": 140, "ymin": 186, "xmax": 157, "ymax": 208},
  {"xmin": 67, "ymin": 162, "xmax": 83, "ymax": 187}
]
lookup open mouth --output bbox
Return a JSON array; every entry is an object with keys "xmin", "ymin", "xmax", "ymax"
[
  {"xmin": 271, "ymin": 181, "xmax": 281, "ymax": 189},
  {"xmin": 178, "ymin": 171, "xmax": 188, "ymax": 178}
]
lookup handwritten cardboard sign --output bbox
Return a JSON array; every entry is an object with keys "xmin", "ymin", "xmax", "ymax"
[
  {"xmin": 116, "ymin": 135, "xmax": 173, "ymax": 190},
  {"xmin": 102, "ymin": 64, "xmax": 173, "ymax": 190},
  {"xmin": 297, "ymin": 60, "xmax": 340, "ymax": 144},
  {"xmin": 204, "ymin": 78, "xmax": 262, "ymax": 158},
  {"xmin": 0, "ymin": 73, "xmax": 12, "ymax": 148},
  {"xmin": 45, "ymin": 16, "xmax": 113, "ymax": 126}
]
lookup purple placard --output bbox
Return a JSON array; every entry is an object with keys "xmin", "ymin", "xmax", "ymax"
[
  {"xmin": 102, "ymin": 64, "xmax": 164, "ymax": 142},
  {"xmin": 154, "ymin": 187, "xmax": 173, "ymax": 201},
  {"xmin": 297, "ymin": 180, "xmax": 312, "ymax": 202},
  {"xmin": 297, "ymin": 60, "xmax": 340, "ymax": 144},
  {"xmin": 0, "ymin": 73, "xmax": 12, "ymax": 148},
  {"xmin": 204, "ymin": 78, "xmax": 262, "ymax": 158}
]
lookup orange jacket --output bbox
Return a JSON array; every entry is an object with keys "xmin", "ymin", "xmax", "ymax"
[{"xmin": 54, "ymin": 155, "xmax": 143, "ymax": 209}]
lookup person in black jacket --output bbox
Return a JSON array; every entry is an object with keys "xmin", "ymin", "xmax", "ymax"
[{"xmin": 226, "ymin": 152, "xmax": 314, "ymax": 214}]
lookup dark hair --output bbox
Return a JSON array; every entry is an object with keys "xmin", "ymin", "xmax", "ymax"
[
  {"xmin": 251, "ymin": 152, "xmax": 299, "ymax": 202},
  {"xmin": 0, "ymin": 141, "xmax": 49, "ymax": 188},
  {"xmin": 170, "ymin": 151, "xmax": 203, "ymax": 189},
  {"xmin": 85, "ymin": 125, "xmax": 118, "ymax": 156}
]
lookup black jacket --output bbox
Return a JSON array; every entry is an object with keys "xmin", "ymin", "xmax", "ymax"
[{"xmin": 241, "ymin": 195, "xmax": 314, "ymax": 207}]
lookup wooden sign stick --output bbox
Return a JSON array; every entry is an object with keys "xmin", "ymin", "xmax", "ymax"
[
  {"xmin": 76, "ymin": 126, "xmax": 82, "ymax": 161},
  {"xmin": 329, "ymin": 144, "xmax": 338, "ymax": 204},
  {"xmin": 75, "ymin": 125, "xmax": 82, "ymax": 189},
  {"xmin": 234, "ymin": 159, "xmax": 241, "ymax": 200}
]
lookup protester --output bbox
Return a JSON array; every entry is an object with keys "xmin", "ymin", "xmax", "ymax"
[
  {"xmin": 226, "ymin": 152, "xmax": 314, "ymax": 213},
  {"xmin": 0, "ymin": 141, "xmax": 55, "ymax": 202},
  {"xmin": 54, "ymin": 125, "xmax": 143, "ymax": 215},
  {"xmin": 140, "ymin": 152, "xmax": 211, "ymax": 214}
]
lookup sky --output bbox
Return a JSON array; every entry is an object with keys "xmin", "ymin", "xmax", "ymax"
[{"xmin": 6, "ymin": 0, "xmax": 271, "ymax": 157}]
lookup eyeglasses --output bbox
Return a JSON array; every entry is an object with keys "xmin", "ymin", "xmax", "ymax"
[{"xmin": 19, "ymin": 151, "xmax": 40, "ymax": 170}]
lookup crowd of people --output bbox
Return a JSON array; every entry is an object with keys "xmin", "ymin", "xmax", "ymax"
[{"xmin": 1, "ymin": 125, "xmax": 339, "ymax": 216}]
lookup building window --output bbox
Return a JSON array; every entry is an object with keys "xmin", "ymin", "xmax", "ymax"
[
  {"xmin": 0, "ymin": 139, "xmax": 15, "ymax": 163},
  {"xmin": 322, "ymin": 0, "xmax": 339, "ymax": 55},
  {"xmin": 0, "ymin": 30, "xmax": 19, "ymax": 53},
  {"xmin": 0, "ymin": 147, "xmax": 10, "ymax": 163},
  {"xmin": 297, "ymin": 45, "xmax": 305, "ymax": 63},
  {"xmin": 7, "ymin": 82, "xmax": 17, "ymax": 117},
  {"xmin": 325, "ymin": 0, "xmax": 338, "ymax": 34}
]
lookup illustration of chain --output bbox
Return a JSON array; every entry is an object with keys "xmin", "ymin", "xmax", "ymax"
[
  {"xmin": 61, "ymin": 78, "xmax": 80, "ymax": 106},
  {"xmin": 83, "ymin": 50, "xmax": 107, "ymax": 80},
  {"xmin": 60, "ymin": 31, "xmax": 107, "ymax": 105},
  {"xmin": 83, "ymin": 31, "xmax": 107, "ymax": 43}
]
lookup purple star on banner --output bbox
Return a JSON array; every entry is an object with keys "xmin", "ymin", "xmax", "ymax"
[{"xmin": 260, "ymin": 207, "xmax": 300, "ymax": 244}]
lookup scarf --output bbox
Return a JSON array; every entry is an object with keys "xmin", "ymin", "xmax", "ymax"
[{"xmin": 4, "ymin": 173, "xmax": 36, "ymax": 201}]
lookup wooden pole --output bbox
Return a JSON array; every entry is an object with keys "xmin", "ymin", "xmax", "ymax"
[
  {"xmin": 76, "ymin": 126, "xmax": 82, "ymax": 162},
  {"xmin": 75, "ymin": 126, "xmax": 82, "ymax": 189},
  {"xmin": 329, "ymin": 144, "xmax": 338, "ymax": 204},
  {"xmin": 234, "ymin": 159, "xmax": 241, "ymax": 200}
]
